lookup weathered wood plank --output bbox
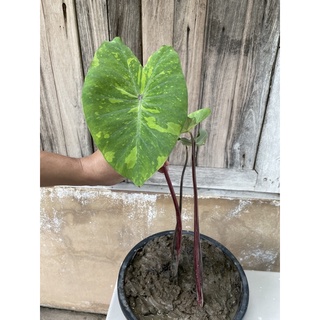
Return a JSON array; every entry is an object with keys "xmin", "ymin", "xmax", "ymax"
[
  {"xmin": 75, "ymin": 0, "xmax": 109, "ymax": 75},
  {"xmin": 254, "ymin": 49, "xmax": 280, "ymax": 193},
  {"xmin": 107, "ymin": 0, "xmax": 142, "ymax": 63},
  {"xmin": 197, "ymin": 0, "xmax": 280, "ymax": 170},
  {"xmin": 173, "ymin": 0, "xmax": 207, "ymax": 114},
  {"xmin": 40, "ymin": 8, "xmax": 67, "ymax": 154},
  {"xmin": 40, "ymin": 0, "xmax": 92, "ymax": 157},
  {"xmin": 169, "ymin": 0, "xmax": 208, "ymax": 165},
  {"xmin": 146, "ymin": 166, "xmax": 257, "ymax": 191},
  {"xmin": 108, "ymin": 182, "xmax": 279, "ymax": 200},
  {"xmin": 40, "ymin": 0, "xmax": 280, "ymax": 196},
  {"xmin": 141, "ymin": 0, "xmax": 175, "ymax": 65}
]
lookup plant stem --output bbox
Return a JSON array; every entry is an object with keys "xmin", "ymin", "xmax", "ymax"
[
  {"xmin": 163, "ymin": 165, "xmax": 182, "ymax": 279},
  {"xmin": 190, "ymin": 132, "xmax": 204, "ymax": 307},
  {"xmin": 179, "ymin": 145, "xmax": 189, "ymax": 212}
]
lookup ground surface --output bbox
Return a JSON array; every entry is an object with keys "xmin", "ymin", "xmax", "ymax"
[{"xmin": 40, "ymin": 307, "xmax": 106, "ymax": 320}]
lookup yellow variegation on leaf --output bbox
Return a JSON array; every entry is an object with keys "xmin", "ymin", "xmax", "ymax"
[{"xmin": 82, "ymin": 37, "xmax": 188, "ymax": 186}]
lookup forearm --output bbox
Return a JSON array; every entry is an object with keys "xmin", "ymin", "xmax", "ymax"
[
  {"xmin": 40, "ymin": 151, "xmax": 87, "ymax": 187},
  {"xmin": 40, "ymin": 151, "xmax": 124, "ymax": 187}
]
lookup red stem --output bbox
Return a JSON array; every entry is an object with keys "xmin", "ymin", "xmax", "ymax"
[
  {"xmin": 190, "ymin": 133, "xmax": 204, "ymax": 307},
  {"xmin": 163, "ymin": 165, "xmax": 182, "ymax": 278}
]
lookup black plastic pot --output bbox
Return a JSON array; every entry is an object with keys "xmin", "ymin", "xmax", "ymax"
[{"xmin": 118, "ymin": 230, "xmax": 249, "ymax": 320}]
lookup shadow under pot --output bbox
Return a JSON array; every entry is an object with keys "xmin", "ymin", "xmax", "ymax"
[{"xmin": 117, "ymin": 230, "xmax": 249, "ymax": 320}]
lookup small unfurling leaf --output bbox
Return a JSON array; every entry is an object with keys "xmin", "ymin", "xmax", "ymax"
[
  {"xmin": 179, "ymin": 137, "xmax": 192, "ymax": 146},
  {"xmin": 195, "ymin": 129, "xmax": 208, "ymax": 146}
]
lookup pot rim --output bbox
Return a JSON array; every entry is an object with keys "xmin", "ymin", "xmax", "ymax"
[{"xmin": 117, "ymin": 230, "xmax": 249, "ymax": 320}]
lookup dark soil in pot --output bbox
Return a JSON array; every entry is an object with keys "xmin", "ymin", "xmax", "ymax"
[{"xmin": 118, "ymin": 230, "xmax": 249, "ymax": 320}]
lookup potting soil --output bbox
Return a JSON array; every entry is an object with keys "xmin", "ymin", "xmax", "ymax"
[{"xmin": 124, "ymin": 234, "xmax": 242, "ymax": 319}]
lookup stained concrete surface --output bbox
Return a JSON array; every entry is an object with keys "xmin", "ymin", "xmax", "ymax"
[
  {"xmin": 40, "ymin": 307, "xmax": 105, "ymax": 320},
  {"xmin": 40, "ymin": 186, "xmax": 280, "ymax": 314}
]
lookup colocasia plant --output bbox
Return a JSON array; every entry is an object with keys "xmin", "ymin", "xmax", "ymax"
[
  {"xmin": 82, "ymin": 37, "xmax": 211, "ymax": 307},
  {"xmin": 162, "ymin": 109, "xmax": 211, "ymax": 307}
]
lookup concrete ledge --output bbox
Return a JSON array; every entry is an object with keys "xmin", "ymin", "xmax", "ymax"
[
  {"xmin": 40, "ymin": 186, "xmax": 279, "ymax": 314},
  {"xmin": 40, "ymin": 307, "xmax": 105, "ymax": 320}
]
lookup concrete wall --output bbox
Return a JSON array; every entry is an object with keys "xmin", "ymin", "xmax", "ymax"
[{"xmin": 40, "ymin": 186, "xmax": 280, "ymax": 314}]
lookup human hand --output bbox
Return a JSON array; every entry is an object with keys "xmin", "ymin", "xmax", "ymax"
[{"xmin": 80, "ymin": 149, "xmax": 124, "ymax": 186}]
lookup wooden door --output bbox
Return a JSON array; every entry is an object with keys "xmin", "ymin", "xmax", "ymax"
[{"xmin": 40, "ymin": 0, "xmax": 280, "ymax": 197}]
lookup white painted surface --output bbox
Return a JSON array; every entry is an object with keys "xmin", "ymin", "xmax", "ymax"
[{"xmin": 106, "ymin": 270, "xmax": 280, "ymax": 320}]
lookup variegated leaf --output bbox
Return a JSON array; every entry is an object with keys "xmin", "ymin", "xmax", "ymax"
[{"xmin": 82, "ymin": 37, "xmax": 188, "ymax": 186}]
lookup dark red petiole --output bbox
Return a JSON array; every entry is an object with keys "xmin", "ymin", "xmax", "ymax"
[
  {"xmin": 162, "ymin": 165, "xmax": 182, "ymax": 278},
  {"xmin": 190, "ymin": 132, "xmax": 204, "ymax": 307}
]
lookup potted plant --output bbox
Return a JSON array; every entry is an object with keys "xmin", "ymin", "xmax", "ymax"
[{"xmin": 82, "ymin": 37, "xmax": 249, "ymax": 319}]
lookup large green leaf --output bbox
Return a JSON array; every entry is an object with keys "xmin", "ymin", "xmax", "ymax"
[{"xmin": 82, "ymin": 37, "xmax": 188, "ymax": 186}]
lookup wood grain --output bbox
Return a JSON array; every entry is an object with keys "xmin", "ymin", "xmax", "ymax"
[
  {"xmin": 254, "ymin": 49, "xmax": 280, "ymax": 193},
  {"xmin": 107, "ymin": 0, "xmax": 142, "ymax": 62},
  {"xmin": 40, "ymin": 0, "xmax": 280, "ymax": 195},
  {"xmin": 147, "ymin": 165, "xmax": 257, "ymax": 191},
  {"xmin": 40, "ymin": 0, "xmax": 92, "ymax": 157},
  {"xmin": 75, "ymin": 0, "xmax": 109, "ymax": 75},
  {"xmin": 141, "ymin": 0, "xmax": 175, "ymax": 65},
  {"xmin": 197, "ymin": 0, "xmax": 280, "ymax": 170},
  {"xmin": 169, "ymin": 0, "xmax": 208, "ymax": 165},
  {"xmin": 40, "ymin": 7, "xmax": 66, "ymax": 154}
]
